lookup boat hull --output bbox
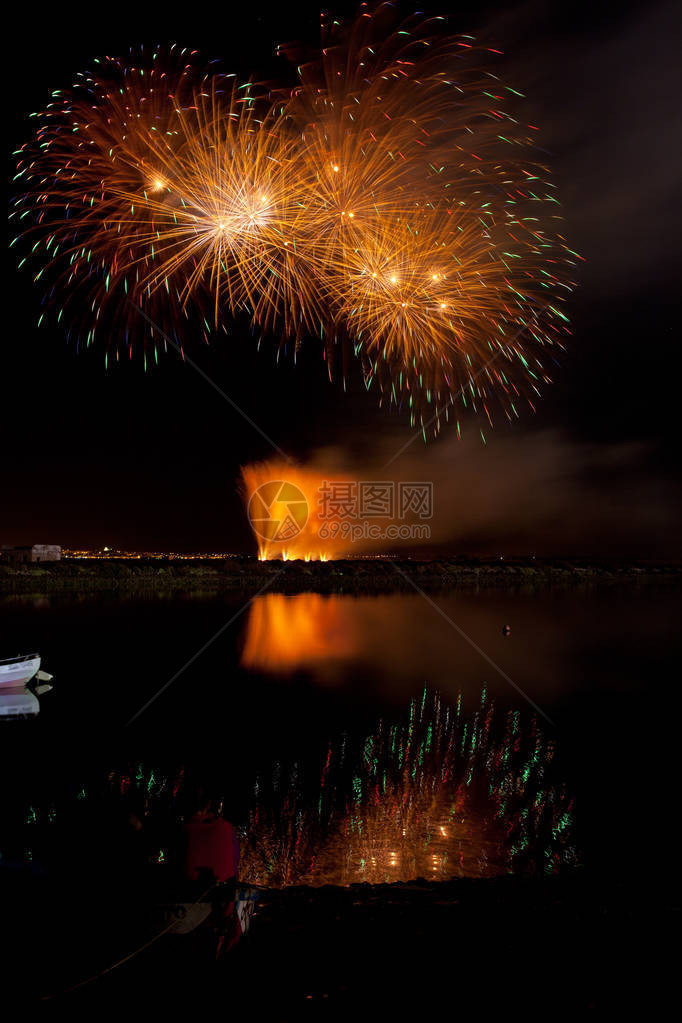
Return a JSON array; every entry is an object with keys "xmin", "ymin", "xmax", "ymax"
[{"xmin": 0, "ymin": 656, "xmax": 41, "ymax": 690}]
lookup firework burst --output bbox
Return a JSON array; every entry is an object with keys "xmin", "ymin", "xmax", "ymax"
[
  {"xmin": 12, "ymin": 48, "xmax": 210, "ymax": 358},
  {"xmin": 12, "ymin": 6, "xmax": 580, "ymax": 432}
]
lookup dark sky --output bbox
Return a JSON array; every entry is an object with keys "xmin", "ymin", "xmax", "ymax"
[{"xmin": 3, "ymin": 1, "xmax": 680, "ymax": 556}]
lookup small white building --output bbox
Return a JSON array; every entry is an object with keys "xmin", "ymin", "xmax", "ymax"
[{"xmin": 1, "ymin": 545, "xmax": 61, "ymax": 564}]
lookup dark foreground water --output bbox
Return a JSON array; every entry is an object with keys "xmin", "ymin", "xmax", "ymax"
[{"xmin": 1, "ymin": 579, "xmax": 679, "ymax": 887}]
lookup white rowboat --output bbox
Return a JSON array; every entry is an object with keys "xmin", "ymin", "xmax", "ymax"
[{"xmin": 0, "ymin": 654, "xmax": 41, "ymax": 690}]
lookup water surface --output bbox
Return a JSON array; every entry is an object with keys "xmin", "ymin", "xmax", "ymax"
[{"xmin": 1, "ymin": 580, "xmax": 679, "ymax": 883}]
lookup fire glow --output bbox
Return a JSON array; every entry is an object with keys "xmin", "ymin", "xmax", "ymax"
[
  {"xmin": 240, "ymin": 458, "xmax": 433, "ymax": 561},
  {"xmin": 241, "ymin": 461, "xmax": 359, "ymax": 562}
]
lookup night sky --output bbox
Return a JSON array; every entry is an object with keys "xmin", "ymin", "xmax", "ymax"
[{"xmin": 4, "ymin": 0, "xmax": 680, "ymax": 556}]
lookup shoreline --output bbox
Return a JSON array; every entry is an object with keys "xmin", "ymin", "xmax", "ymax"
[
  {"xmin": 1, "ymin": 556, "xmax": 680, "ymax": 595},
  {"xmin": 11, "ymin": 870, "xmax": 669, "ymax": 1009}
]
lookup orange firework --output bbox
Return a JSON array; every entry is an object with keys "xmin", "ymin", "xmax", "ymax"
[
  {"xmin": 107, "ymin": 77, "xmax": 327, "ymax": 339},
  {"xmin": 13, "ymin": 7, "xmax": 580, "ymax": 432},
  {"xmin": 12, "ymin": 51, "xmax": 323, "ymax": 353},
  {"xmin": 11, "ymin": 48, "xmax": 212, "ymax": 354},
  {"xmin": 278, "ymin": 5, "xmax": 579, "ymax": 431}
]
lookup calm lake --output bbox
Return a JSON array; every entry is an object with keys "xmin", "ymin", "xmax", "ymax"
[{"xmin": 1, "ymin": 580, "xmax": 679, "ymax": 884}]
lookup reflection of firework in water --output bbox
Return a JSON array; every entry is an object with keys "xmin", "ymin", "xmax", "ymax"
[
  {"xmin": 242, "ymin": 593, "xmax": 349, "ymax": 671},
  {"xmin": 12, "ymin": 692, "xmax": 577, "ymax": 888},
  {"xmin": 240, "ymin": 689, "xmax": 578, "ymax": 886},
  {"xmin": 12, "ymin": 7, "xmax": 580, "ymax": 434}
]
